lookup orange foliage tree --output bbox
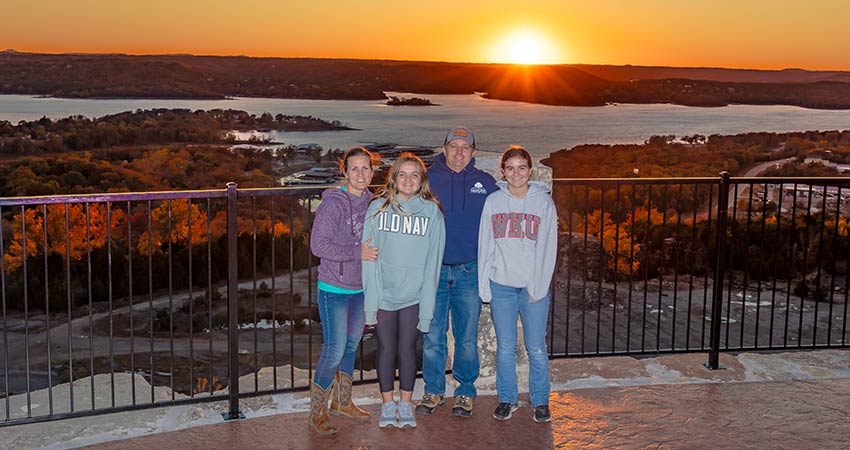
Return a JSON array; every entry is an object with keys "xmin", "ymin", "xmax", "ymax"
[
  {"xmin": 132, "ymin": 199, "xmax": 295, "ymax": 269},
  {"xmin": 3, "ymin": 203, "xmax": 127, "ymax": 272},
  {"xmin": 566, "ymin": 206, "xmax": 680, "ymax": 279},
  {"xmin": 136, "ymin": 199, "xmax": 210, "ymax": 255}
]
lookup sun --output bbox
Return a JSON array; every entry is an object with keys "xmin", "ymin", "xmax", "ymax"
[
  {"xmin": 509, "ymin": 37, "xmax": 541, "ymax": 65},
  {"xmin": 493, "ymin": 30, "xmax": 560, "ymax": 65}
]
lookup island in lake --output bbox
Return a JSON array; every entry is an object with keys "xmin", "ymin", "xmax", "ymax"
[{"xmin": 386, "ymin": 96, "xmax": 437, "ymax": 106}]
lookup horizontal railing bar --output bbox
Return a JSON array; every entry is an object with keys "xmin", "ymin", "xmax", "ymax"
[
  {"xmin": 553, "ymin": 176, "xmax": 850, "ymax": 186},
  {"xmin": 730, "ymin": 176, "xmax": 850, "ymax": 185},
  {"xmin": 235, "ymin": 184, "xmax": 393, "ymax": 197},
  {"xmin": 553, "ymin": 177, "xmax": 718, "ymax": 185},
  {"xmin": 549, "ymin": 348, "xmax": 710, "ymax": 359},
  {"xmin": 235, "ymin": 186, "xmax": 326, "ymax": 197},
  {"xmin": 0, "ymin": 394, "xmax": 229, "ymax": 428},
  {"xmin": 0, "ymin": 189, "xmax": 226, "ymax": 206},
  {"xmin": 720, "ymin": 344, "xmax": 850, "ymax": 352}
]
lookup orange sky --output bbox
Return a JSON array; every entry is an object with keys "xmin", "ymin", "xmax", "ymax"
[{"xmin": 3, "ymin": 0, "xmax": 850, "ymax": 70}]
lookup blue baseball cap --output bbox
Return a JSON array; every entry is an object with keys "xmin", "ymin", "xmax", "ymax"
[{"xmin": 444, "ymin": 126, "xmax": 476, "ymax": 148}]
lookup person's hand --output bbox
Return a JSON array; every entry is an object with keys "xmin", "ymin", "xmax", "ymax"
[{"xmin": 361, "ymin": 237, "xmax": 378, "ymax": 261}]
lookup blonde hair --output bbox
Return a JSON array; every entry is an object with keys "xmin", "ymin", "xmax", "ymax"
[{"xmin": 373, "ymin": 153, "xmax": 442, "ymax": 215}]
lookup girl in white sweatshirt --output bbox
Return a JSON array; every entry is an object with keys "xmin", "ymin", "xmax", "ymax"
[{"xmin": 477, "ymin": 145, "xmax": 558, "ymax": 423}]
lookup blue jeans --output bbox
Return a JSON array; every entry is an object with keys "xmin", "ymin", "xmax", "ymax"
[
  {"xmin": 489, "ymin": 280, "xmax": 551, "ymax": 407},
  {"xmin": 422, "ymin": 261, "xmax": 482, "ymax": 398},
  {"xmin": 312, "ymin": 289, "xmax": 365, "ymax": 389}
]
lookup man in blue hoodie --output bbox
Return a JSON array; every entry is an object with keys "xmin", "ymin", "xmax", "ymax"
[{"xmin": 417, "ymin": 126, "xmax": 497, "ymax": 418}]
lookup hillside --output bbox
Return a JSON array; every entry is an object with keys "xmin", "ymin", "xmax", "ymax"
[
  {"xmin": 572, "ymin": 64, "xmax": 850, "ymax": 84},
  {"xmin": 3, "ymin": 51, "xmax": 850, "ymax": 108}
]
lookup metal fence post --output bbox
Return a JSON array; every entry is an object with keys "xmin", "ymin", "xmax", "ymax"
[
  {"xmin": 223, "ymin": 182, "xmax": 243, "ymax": 420},
  {"xmin": 706, "ymin": 172, "xmax": 730, "ymax": 370}
]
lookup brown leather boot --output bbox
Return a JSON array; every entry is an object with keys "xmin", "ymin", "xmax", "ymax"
[
  {"xmin": 309, "ymin": 381, "xmax": 337, "ymax": 435},
  {"xmin": 329, "ymin": 372, "xmax": 371, "ymax": 421}
]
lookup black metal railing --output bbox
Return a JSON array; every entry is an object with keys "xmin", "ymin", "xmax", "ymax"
[
  {"xmin": 1, "ymin": 173, "xmax": 849, "ymax": 426},
  {"xmin": 552, "ymin": 174, "xmax": 850, "ymax": 365}
]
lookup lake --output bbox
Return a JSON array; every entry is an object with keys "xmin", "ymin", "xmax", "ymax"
[{"xmin": 2, "ymin": 93, "xmax": 850, "ymax": 157}]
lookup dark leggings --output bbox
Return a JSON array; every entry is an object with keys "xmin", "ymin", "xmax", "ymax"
[{"xmin": 376, "ymin": 304, "xmax": 420, "ymax": 393}]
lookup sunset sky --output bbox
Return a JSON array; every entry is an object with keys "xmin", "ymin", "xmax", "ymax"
[{"xmin": 4, "ymin": 0, "xmax": 850, "ymax": 70}]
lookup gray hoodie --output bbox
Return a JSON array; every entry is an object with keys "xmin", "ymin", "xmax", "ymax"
[
  {"xmin": 478, "ymin": 181, "xmax": 558, "ymax": 303},
  {"xmin": 362, "ymin": 195, "xmax": 445, "ymax": 332}
]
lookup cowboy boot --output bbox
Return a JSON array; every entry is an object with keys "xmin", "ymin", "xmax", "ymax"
[
  {"xmin": 309, "ymin": 381, "xmax": 337, "ymax": 435},
  {"xmin": 329, "ymin": 371, "xmax": 371, "ymax": 420}
]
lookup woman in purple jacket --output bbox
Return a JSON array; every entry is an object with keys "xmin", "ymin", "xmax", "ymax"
[{"xmin": 308, "ymin": 147, "xmax": 376, "ymax": 435}]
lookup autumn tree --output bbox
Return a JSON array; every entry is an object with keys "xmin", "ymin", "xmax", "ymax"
[{"xmin": 3, "ymin": 203, "xmax": 126, "ymax": 271}]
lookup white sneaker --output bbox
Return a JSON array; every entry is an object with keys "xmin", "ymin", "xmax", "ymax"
[
  {"xmin": 379, "ymin": 401, "xmax": 398, "ymax": 428},
  {"xmin": 397, "ymin": 401, "xmax": 417, "ymax": 428}
]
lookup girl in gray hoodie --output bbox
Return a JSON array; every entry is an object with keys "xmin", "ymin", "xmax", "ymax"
[
  {"xmin": 362, "ymin": 153, "xmax": 445, "ymax": 428},
  {"xmin": 478, "ymin": 146, "xmax": 558, "ymax": 424}
]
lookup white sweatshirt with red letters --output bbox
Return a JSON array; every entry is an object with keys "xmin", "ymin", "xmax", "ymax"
[{"xmin": 477, "ymin": 181, "xmax": 558, "ymax": 303}]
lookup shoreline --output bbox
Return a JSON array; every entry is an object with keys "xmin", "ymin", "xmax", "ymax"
[
  {"xmin": 13, "ymin": 92, "xmax": 850, "ymax": 111},
  {"xmin": 10, "ymin": 93, "xmax": 850, "ymax": 111}
]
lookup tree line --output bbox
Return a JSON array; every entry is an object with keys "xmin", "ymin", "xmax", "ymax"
[{"xmin": 0, "ymin": 108, "xmax": 349, "ymax": 155}]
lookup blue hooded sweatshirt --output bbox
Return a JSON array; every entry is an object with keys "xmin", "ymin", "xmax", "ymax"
[{"xmin": 427, "ymin": 152, "xmax": 498, "ymax": 265}]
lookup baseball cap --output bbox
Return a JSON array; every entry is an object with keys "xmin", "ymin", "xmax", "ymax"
[{"xmin": 444, "ymin": 126, "xmax": 476, "ymax": 148}]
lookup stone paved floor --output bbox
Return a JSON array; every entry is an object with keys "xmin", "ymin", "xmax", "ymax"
[
  {"xmin": 5, "ymin": 350, "xmax": 850, "ymax": 449},
  {"xmin": 78, "ymin": 378, "xmax": 850, "ymax": 450}
]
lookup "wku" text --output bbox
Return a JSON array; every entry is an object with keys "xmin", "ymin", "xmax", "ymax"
[{"xmin": 491, "ymin": 213, "xmax": 540, "ymax": 240}]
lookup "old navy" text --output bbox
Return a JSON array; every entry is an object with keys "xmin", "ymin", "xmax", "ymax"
[{"xmin": 376, "ymin": 212, "xmax": 430, "ymax": 236}]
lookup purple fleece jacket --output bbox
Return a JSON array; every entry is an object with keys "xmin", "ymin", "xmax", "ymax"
[{"xmin": 310, "ymin": 186, "xmax": 374, "ymax": 290}]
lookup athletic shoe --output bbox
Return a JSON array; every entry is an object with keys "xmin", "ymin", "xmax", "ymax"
[
  {"xmin": 397, "ymin": 401, "xmax": 417, "ymax": 428},
  {"xmin": 533, "ymin": 405, "xmax": 551, "ymax": 423},
  {"xmin": 379, "ymin": 401, "xmax": 398, "ymax": 428},
  {"xmin": 451, "ymin": 395, "xmax": 473, "ymax": 417},
  {"xmin": 493, "ymin": 402, "xmax": 519, "ymax": 420},
  {"xmin": 415, "ymin": 392, "xmax": 444, "ymax": 415}
]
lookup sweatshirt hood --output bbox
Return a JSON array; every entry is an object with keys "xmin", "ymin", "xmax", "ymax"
[
  {"xmin": 322, "ymin": 184, "xmax": 373, "ymax": 207},
  {"xmin": 496, "ymin": 180, "xmax": 550, "ymax": 198},
  {"xmin": 395, "ymin": 194, "xmax": 429, "ymax": 213}
]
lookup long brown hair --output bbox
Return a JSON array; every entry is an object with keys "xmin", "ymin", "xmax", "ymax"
[
  {"xmin": 373, "ymin": 153, "xmax": 442, "ymax": 215},
  {"xmin": 500, "ymin": 145, "xmax": 533, "ymax": 170}
]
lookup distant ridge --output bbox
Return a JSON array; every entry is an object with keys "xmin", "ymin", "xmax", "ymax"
[
  {"xmin": 2, "ymin": 51, "xmax": 850, "ymax": 108},
  {"xmin": 572, "ymin": 64, "xmax": 850, "ymax": 84}
]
